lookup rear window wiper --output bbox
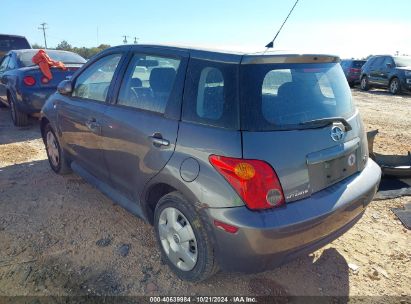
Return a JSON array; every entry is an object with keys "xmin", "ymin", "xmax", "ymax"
[{"xmin": 299, "ymin": 117, "xmax": 352, "ymax": 131}]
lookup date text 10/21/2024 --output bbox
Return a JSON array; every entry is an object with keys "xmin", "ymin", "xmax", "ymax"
[{"xmin": 149, "ymin": 296, "xmax": 258, "ymax": 303}]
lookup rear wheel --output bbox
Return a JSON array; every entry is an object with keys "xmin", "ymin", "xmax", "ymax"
[
  {"xmin": 389, "ymin": 78, "xmax": 401, "ymax": 95},
  {"xmin": 9, "ymin": 94, "xmax": 28, "ymax": 126},
  {"xmin": 44, "ymin": 124, "xmax": 71, "ymax": 174},
  {"xmin": 360, "ymin": 76, "xmax": 370, "ymax": 91},
  {"xmin": 154, "ymin": 191, "xmax": 218, "ymax": 282}
]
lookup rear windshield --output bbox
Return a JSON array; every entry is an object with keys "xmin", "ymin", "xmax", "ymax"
[
  {"xmin": 241, "ymin": 63, "xmax": 354, "ymax": 131},
  {"xmin": 18, "ymin": 50, "xmax": 86, "ymax": 67},
  {"xmin": 393, "ymin": 56, "xmax": 411, "ymax": 67},
  {"xmin": 352, "ymin": 60, "xmax": 366, "ymax": 68},
  {"xmin": 0, "ymin": 36, "xmax": 30, "ymax": 51}
]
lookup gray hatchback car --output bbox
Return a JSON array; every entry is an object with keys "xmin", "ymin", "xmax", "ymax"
[{"xmin": 40, "ymin": 44, "xmax": 381, "ymax": 281}]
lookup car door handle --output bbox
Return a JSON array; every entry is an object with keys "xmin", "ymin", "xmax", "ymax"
[
  {"xmin": 149, "ymin": 133, "xmax": 170, "ymax": 147},
  {"xmin": 85, "ymin": 118, "xmax": 101, "ymax": 133}
]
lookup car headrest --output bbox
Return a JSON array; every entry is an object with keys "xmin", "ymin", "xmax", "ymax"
[
  {"xmin": 129, "ymin": 77, "xmax": 142, "ymax": 88},
  {"xmin": 149, "ymin": 68, "xmax": 176, "ymax": 93}
]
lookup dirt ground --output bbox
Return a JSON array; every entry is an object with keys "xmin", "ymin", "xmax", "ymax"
[{"xmin": 0, "ymin": 89, "xmax": 410, "ymax": 300}]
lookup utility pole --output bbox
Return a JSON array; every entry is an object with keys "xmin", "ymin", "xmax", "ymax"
[
  {"xmin": 122, "ymin": 35, "xmax": 129, "ymax": 44},
  {"xmin": 38, "ymin": 23, "xmax": 48, "ymax": 49},
  {"xmin": 133, "ymin": 37, "xmax": 139, "ymax": 44}
]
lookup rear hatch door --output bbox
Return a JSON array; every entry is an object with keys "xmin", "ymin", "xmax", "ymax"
[{"xmin": 240, "ymin": 59, "xmax": 368, "ymax": 202}]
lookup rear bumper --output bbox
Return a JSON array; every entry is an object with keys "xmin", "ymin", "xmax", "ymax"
[
  {"xmin": 206, "ymin": 159, "xmax": 381, "ymax": 273},
  {"xmin": 347, "ymin": 73, "xmax": 361, "ymax": 83},
  {"xmin": 16, "ymin": 89, "xmax": 56, "ymax": 114}
]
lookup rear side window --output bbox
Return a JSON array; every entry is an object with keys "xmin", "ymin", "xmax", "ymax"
[
  {"xmin": 241, "ymin": 63, "xmax": 354, "ymax": 130},
  {"xmin": 371, "ymin": 57, "xmax": 384, "ymax": 68},
  {"xmin": 117, "ymin": 53, "xmax": 180, "ymax": 114},
  {"xmin": 352, "ymin": 61, "xmax": 365, "ymax": 68},
  {"xmin": 0, "ymin": 36, "xmax": 30, "ymax": 52},
  {"xmin": 183, "ymin": 59, "xmax": 239, "ymax": 129},
  {"xmin": 196, "ymin": 67, "xmax": 224, "ymax": 120},
  {"xmin": 72, "ymin": 54, "xmax": 122, "ymax": 102}
]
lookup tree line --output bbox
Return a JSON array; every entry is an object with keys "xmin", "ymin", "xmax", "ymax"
[{"xmin": 32, "ymin": 41, "xmax": 111, "ymax": 59}]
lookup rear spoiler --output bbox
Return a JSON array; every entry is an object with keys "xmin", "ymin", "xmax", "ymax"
[{"xmin": 241, "ymin": 54, "xmax": 340, "ymax": 65}]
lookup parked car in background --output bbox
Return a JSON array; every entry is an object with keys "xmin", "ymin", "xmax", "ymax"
[
  {"xmin": 40, "ymin": 45, "xmax": 381, "ymax": 281},
  {"xmin": 0, "ymin": 49, "xmax": 86, "ymax": 126},
  {"xmin": 0, "ymin": 34, "xmax": 31, "ymax": 60},
  {"xmin": 340, "ymin": 59, "xmax": 366, "ymax": 87},
  {"xmin": 360, "ymin": 55, "xmax": 411, "ymax": 95}
]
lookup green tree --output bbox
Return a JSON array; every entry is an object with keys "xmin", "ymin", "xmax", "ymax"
[
  {"xmin": 31, "ymin": 43, "xmax": 44, "ymax": 49},
  {"xmin": 56, "ymin": 40, "xmax": 72, "ymax": 51}
]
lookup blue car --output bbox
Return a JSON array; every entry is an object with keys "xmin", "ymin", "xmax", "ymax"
[{"xmin": 0, "ymin": 49, "xmax": 86, "ymax": 126}]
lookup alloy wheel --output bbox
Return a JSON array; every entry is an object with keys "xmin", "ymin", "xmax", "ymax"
[
  {"xmin": 390, "ymin": 79, "xmax": 399, "ymax": 94},
  {"xmin": 361, "ymin": 77, "xmax": 367, "ymax": 90}
]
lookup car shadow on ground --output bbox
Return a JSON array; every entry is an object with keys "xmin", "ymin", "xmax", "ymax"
[
  {"xmin": 0, "ymin": 108, "xmax": 42, "ymax": 145},
  {"xmin": 211, "ymin": 247, "xmax": 349, "ymax": 298}
]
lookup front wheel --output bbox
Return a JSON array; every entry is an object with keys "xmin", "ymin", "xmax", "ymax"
[
  {"xmin": 389, "ymin": 78, "xmax": 401, "ymax": 95},
  {"xmin": 154, "ymin": 192, "xmax": 218, "ymax": 282},
  {"xmin": 44, "ymin": 124, "xmax": 71, "ymax": 174},
  {"xmin": 360, "ymin": 76, "xmax": 370, "ymax": 91}
]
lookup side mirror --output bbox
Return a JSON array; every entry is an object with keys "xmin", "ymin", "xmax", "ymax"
[{"xmin": 57, "ymin": 80, "xmax": 73, "ymax": 95}]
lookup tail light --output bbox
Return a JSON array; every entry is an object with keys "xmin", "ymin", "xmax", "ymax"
[
  {"xmin": 350, "ymin": 68, "xmax": 360, "ymax": 73},
  {"xmin": 23, "ymin": 76, "xmax": 36, "ymax": 86},
  {"xmin": 209, "ymin": 155, "xmax": 285, "ymax": 210}
]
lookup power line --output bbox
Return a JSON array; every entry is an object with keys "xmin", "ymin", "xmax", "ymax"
[{"xmin": 38, "ymin": 22, "xmax": 48, "ymax": 49}]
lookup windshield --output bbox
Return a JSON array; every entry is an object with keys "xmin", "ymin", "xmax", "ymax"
[
  {"xmin": 393, "ymin": 56, "xmax": 411, "ymax": 67},
  {"xmin": 18, "ymin": 50, "xmax": 86, "ymax": 67},
  {"xmin": 241, "ymin": 63, "xmax": 354, "ymax": 131},
  {"xmin": 0, "ymin": 36, "xmax": 30, "ymax": 51}
]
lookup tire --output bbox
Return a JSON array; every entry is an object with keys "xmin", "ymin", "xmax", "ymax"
[
  {"xmin": 9, "ymin": 94, "xmax": 28, "ymax": 126},
  {"xmin": 360, "ymin": 76, "xmax": 370, "ymax": 91},
  {"xmin": 43, "ymin": 123, "xmax": 71, "ymax": 174},
  {"xmin": 154, "ymin": 191, "xmax": 218, "ymax": 282},
  {"xmin": 389, "ymin": 78, "xmax": 401, "ymax": 95}
]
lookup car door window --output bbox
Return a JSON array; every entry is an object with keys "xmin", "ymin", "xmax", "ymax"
[
  {"xmin": 372, "ymin": 57, "xmax": 384, "ymax": 69},
  {"xmin": 72, "ymin": 54, "xmax": 122, "ymax": 102},
  {"xmin": 0, "ymin": 56, "xmax": 10, "ymax": 73},
  {"xmin": 7, "ymin": 56, "xmax": 16, "ymax": 70},
  {"xmin": 383, "ymin": 57, "xmax": 394, "ymax": 68},
  {"xmin": 117, "ymin": 54, "xmax": 180, "ymax": 114}
]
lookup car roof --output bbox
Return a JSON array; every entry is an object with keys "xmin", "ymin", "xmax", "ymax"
[
  {"xmin": 105, "ymin": 44, "xmax": 340, "ymax": 64},
  {"xmin": 0, "ymin": 34, "xmax": 28, "ymax": 39},
  {"xmin": 12, "ymin": 49, "xmax": 77, "ymax": 54}
]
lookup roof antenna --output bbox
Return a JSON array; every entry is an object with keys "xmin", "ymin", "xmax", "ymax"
[{"xmin": 264, "ymin": 0, "xmax": 300, "ymax": 52}]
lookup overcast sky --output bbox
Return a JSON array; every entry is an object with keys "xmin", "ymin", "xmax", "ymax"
[{"xmin": 2, "ymin": 0, "xmax": 410, "ymax": 58}]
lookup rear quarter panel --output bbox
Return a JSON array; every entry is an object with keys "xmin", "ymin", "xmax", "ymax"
[{"xmin": 142, "ymin": 121, "xmax": 245, "ymax": 209}]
